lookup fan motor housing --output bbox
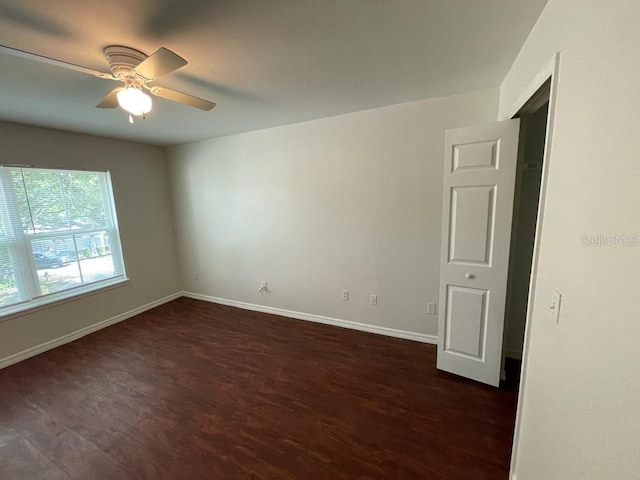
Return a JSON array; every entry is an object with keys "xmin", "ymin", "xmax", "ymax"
[{"xmin": 103, "ymin": 46, "xmax": 147, "ymax": 81}]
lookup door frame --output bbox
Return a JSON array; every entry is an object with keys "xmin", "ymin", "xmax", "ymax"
[{"xmin": 502, "ymin": 52, "xmax": 562, "ymax": 476}]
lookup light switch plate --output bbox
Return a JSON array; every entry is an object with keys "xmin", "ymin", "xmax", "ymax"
[{"xmin": 550, "ymin": 290, "xmax": 562, "ymax": 324}]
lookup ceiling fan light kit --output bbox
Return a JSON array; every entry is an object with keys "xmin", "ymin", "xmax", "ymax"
[
  {"xmin": 0, "ymin": 43, "xmax": 216, "ymax": 123},
  {"xmin": 116, "ymin": 87, "xmax": 152, "ymax": 121}
]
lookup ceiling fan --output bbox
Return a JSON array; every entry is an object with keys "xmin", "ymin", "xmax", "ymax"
[{"xmin": 0, "ymin": 44, "xmax": 216, "ymax": 123}]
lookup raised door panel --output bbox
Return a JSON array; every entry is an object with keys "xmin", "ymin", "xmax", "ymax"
[
  {"xmin": 448, "ymin": 185, "xmax": 496, "ymax": 265},
  {"xmin": 444, "ymin": 285, "xmax": 489, "ymax": 360},
  {"xmin": 451, "ymin": 140, "xmax": 499, "ymax": 173}
]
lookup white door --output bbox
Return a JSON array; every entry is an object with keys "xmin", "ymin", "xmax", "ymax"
[{"xmin": 437, "ymin": 120, "xmax": 520, "ymax": 387}]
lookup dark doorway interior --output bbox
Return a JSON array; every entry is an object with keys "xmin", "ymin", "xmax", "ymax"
[{"xmin": 502, "ymin": 80, "xmax": 551, "ymax": 387}]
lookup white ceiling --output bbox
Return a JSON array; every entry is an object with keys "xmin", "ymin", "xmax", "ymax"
[{"xmin": 0, "ymin": 0, "xmax": 548, "ymax": 147}]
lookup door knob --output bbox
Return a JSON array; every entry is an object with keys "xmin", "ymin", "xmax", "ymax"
[{"xmin": 465, "ymin": 273, "xmax": 475, "ymax": 279}]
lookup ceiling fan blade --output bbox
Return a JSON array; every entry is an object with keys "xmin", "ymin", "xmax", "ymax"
[
  {"xmin": 0, "ymin": 44, "xmax": 114, "ymax": 80},
  {"xmin": 150, "ymin": 86, "xmax": 216, "ymax": 111},
  {"xmin": 96, "ymin": 88, "xmax": 123, "ymax": 108},
  {"xmin": 134, "ymin": 47, "xmax": 187, "ymax": 80}
]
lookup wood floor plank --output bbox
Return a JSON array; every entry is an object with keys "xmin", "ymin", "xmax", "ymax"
[
  {"xmin": 0, "ymin": 297, "xmax": 517, "ymax": 479},
  {"xmin": 0, "ymin": 424, "xmax": 71, "ymax": 480}
]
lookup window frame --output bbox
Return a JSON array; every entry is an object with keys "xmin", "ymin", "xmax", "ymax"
[{"xmin": 0, "ymin": 166, "xmax": 128, "ymax": 320}]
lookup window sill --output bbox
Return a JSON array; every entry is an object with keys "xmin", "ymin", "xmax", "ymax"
[{"xmin": 0, "ymin": 277, "xmax": 130, "ymax": 324}]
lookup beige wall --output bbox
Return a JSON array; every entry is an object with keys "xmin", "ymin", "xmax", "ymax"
[
  {"xmin": 167, "ymin": 89, "xmax": 498, "ymax": 337},
  {"xmin": 0, "ymin": 122, "xmax": 180, "ymax": 361},
  {"xmin": 500, "ymin": 1, "xmax": 640, "ymax": 478}
]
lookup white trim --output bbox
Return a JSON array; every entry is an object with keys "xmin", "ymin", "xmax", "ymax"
[
  {"xmin": 1, "ymin": 290, "xmax": 438, "ymax": 370},
  {"xmin": 512, "ymin": 475, "xmax": 518, "ymax": 480},
  {"xmin": 0, "ymin": 291, "xmax": 182, "ymax": 369},
  {"xmin": 508, "ymin": 52, "xmax": 561, "ymax": 476},
  {"xmin": 0, "ymin": 277, "xmax": 130, "ymax": 324},
  {"xmin": 183, "ymin": 291, "xmax": 438, "ymax": 344},
  {"xmin": 502, "ymin": 52, "xmax": 561, "ymax": 120}
]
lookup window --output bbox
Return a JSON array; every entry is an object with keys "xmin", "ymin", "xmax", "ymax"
[{"xmin": 0, "ymin": 166, "xmax": 126, "ymax": 316}]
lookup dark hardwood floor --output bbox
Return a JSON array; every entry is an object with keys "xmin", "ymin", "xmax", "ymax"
[{"xmin": 0, "ymin": 297, "xmax": 517, "ymax": 479}]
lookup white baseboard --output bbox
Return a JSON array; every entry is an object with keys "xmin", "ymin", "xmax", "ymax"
[
  {"xmin": 1, "ymin": 290, "xmax": 438, "ymax": 370},
  {"xmin": 0, "ymin": 292, "xmax": 182, "ymax": 370},
  {"xmin": 182, "ymin": 291, "xmax": 438, "ymax": 344}
]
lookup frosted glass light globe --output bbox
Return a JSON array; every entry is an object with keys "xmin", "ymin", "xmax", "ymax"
[{"xmin": 116, "ymin": 88, "xmax": 152, "ymax": 116}]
